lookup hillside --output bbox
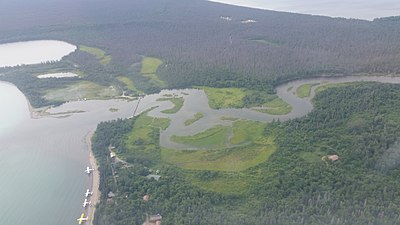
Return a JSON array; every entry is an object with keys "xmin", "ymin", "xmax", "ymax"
[{"xmin": 2, "ymin": 0, "xmax": 400, "ymax": 108}]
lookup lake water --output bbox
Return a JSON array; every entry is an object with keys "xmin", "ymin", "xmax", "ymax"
[
  {"xmin": 0, "ymin": 40, "xmax": 76, "ymax": 67},
  {"xmin": 0, "ymin": 82, "xmax": 177, "ymax": 225},
  {"xmin": 208, "ymin": 0, "xmax": 400, "ymax": 20},
  {"xmin": 37, "ymin": 72, "xmax": 79, "ymax": 79}
]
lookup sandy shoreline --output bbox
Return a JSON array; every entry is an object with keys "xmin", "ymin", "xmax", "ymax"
[{"xmin": 86, "ymin": 131, "xmax": 100, "ymax": 225}]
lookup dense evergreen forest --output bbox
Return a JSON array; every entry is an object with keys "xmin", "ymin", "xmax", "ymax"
[
  {"xmin": 92, "ymin": 83, "xmax": 400, "ymax": 225},
  {"xmin": 2, "ymin": 0, "xmax": 400, "ymax": 100}
]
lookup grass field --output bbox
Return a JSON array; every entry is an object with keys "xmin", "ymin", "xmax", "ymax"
[
  {"xmin": 200, "ymin": 87, "xmax": 246, "ymax": 109},
  {"xmin": 117, "ymin": 76, "xmax": 140, "ymax": 94},
  {"xmin": 165, "ymin": 120, "xmax": 276, "ymax": 172},
  {"xmin": 122, "ymin": 113, "xmax": 170, "ymax": 163},
  {"xmin": 189, "ymin": 172, "xmax": 255, "ymax": 195},
  {"xmin": 256, "ymin": 97, "xmax": 292, "ymax": 115},
  {"xmin": 44, "ymin": 81, "xmax": 120, "ymax": 101},
  {"xmin": 79, "ymin": 45, "xmax": 111, "ymax": 65},
  {"xmin": 140, "ymin": 57, "xmax": 165, "ymax": 88},
  {"xmin": 140, "ymin": 57, "xmax": 163, "ymax": 74},
  {"xmin": 157, "ymin": 97, "xmax": 184, "ymax": 114},
  {"xmin": 170, "ymin": 125, "xmax": 230, "ymax": 148},
  {"xmin": 230, "ymin": 120, "xmax": 265, "ymax": 145},
  {"xmin": 163, "ymin": 136, "xmax": 275, "ymax": 172},
  {"xmin": 120, "ymin": 112, "xmax": 277, "ymax": 195},
  {"xmin": 296, "ymin": 83, "xmax": 320, "ymax": 98},
  {"xmin": 184, "ymin": 112, "xmax": 204, "ymax": 126}
]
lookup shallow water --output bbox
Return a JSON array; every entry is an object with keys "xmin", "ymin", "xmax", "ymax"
[
  {"xmin": 208, "ymin": 0, "xmax": 400, "ymax": 20},
  {"xmin": 37, "ymin": 72, "xmax": 79, "ymax": 79}
]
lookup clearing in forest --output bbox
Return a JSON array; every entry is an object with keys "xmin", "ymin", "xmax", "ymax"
[
  {"xmin": 165, "ymin": 120, "xmax": 276, "ymax": 172},
  {"xmin": 79, "ymin": 45, "xmax": 111, "ymax": 65},
  {"xmin": 117, "ymin": 76, "xmax": 141, "ymax": 94},
  {"xmin": 44, "ymin": 81, "xmax": 120, "ymax": 101},
  {"xmin": 140, "ymin": 56, "xmax": 166, "ymax": 88}
]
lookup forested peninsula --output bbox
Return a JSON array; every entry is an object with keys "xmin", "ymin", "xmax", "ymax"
[{"xmin": 92, "ymin": 83, "xmax": 400, "ymax": 225}]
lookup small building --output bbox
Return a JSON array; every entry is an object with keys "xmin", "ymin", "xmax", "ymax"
[
  {"xmin": 110, "ymin": 152, "xmax": 116, "ymax": 158},
  {"xmin": 146, "ymin": 174, "xmax": 161, "ymax": 181},
  {"xmin": 328, "ymin": 155, "xmax": 339, "ymax": 162},
  {"xmin": 149, "ymin": 214, "xmax": 162, "ymax": 223},
  {"xmin": 143, "ymin": 214, "xmax": 162, "ymax": 225},
  {"xmin": 108, "ymin": 191, "xmax": 116, "ymax": 198}
]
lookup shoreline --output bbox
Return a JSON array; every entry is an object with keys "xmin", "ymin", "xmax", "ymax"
[{"xmin": 86, "ymin": 130, "xmax": 100, "ymax": 225}]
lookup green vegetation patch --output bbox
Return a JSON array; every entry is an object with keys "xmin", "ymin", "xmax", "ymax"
[
  {"xmin": 142, "ymin": 73, "xmax": 166, "ymax": 87},
  {"xmin": 140, "ymin": 57, "xmax": 163, "ymax": 74},
  {"xmin": 200, "ymin": 87, "xmax": 246, "ymax": 109},
  {"xmin": 109, "ymin": 108, "xmax": 119, "ymax": 112},
  {"xmin": 162, "ymin": 138, "xmax": 275, "ymax": 172},
  {"xmin": 157, "ymin": 97, "xmax": 184, "ymax": 114},
  {"xmin": 255, "ymin": 98, "xmax": 292, "ymax": 115},
  {"xmin": 299, "ymin": 151, "xmax": 325, "ymax": 164},
  {"xmin": 296, "ymin": 83, "xmax": 320, "ymax": 98},
  {"xmin": 43, "ymin": 81, "xmax": 120, "ymax": 101},
  {"xmin": 79, "ymin": 45, "xmax": 111, "ymax": 65},
  {"xmin": 139, "ymin": 57, "xmax": 165, "ymax": 88},
  {"xmin": 189, "ymin": 172, "xmax": 254, "ymax": 195},
  {"xmin": 123, "ymin": 113, "xmax": 170, "ymax": 163},
  {"xmin": 315, "ymin": 82, "xmax": 354, "ymax": 94},
  {"xmin": 230, "ymin": 120, "xmax": 265, "ymax": 145},
  {"xmin": 220, "ymin": 116, "xmax": 239, "ymax": 121},
  {"xmin": 200, "ymin": 87, "xmax": 291, "ymax": 115},
  {"xmin": 249, "ymin": 38, "xmax": 280, "ymax": 47},
  {"xmin": 116, "ymin": 76, "xmax": 140, "ymax": 93},
  {"xmin": 170, "ymin": 125, "xmax": 229, "ymax": 149},
  {"xmin": 165, "ymin": 120, "xmax": 276, "ymax": 172},
  {"xmin": 184, "ymin": 112, "xmax": 205, "ymax": 126}
]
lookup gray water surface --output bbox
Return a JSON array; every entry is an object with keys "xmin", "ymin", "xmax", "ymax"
[
  {"xmin": 0, "ymin": 40, "xmax": 76, "ymax": 67},
  {"xmin": 208, "ymin": 0, "xmax": 400, "ymax": 20}
]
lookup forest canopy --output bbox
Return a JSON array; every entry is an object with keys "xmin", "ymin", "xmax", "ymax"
[{"xmin": 2, "ymin": 0, "xmax": 400, "ymax": 96}]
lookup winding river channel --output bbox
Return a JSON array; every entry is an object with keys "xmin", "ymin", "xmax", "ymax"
[
  {"xmin": 1, "ymin": 40, "xmax": 400, "ymax": 225},
  {"xmin": 3, "ymin": 76, "xmax": 400, "ymax": 225}
]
